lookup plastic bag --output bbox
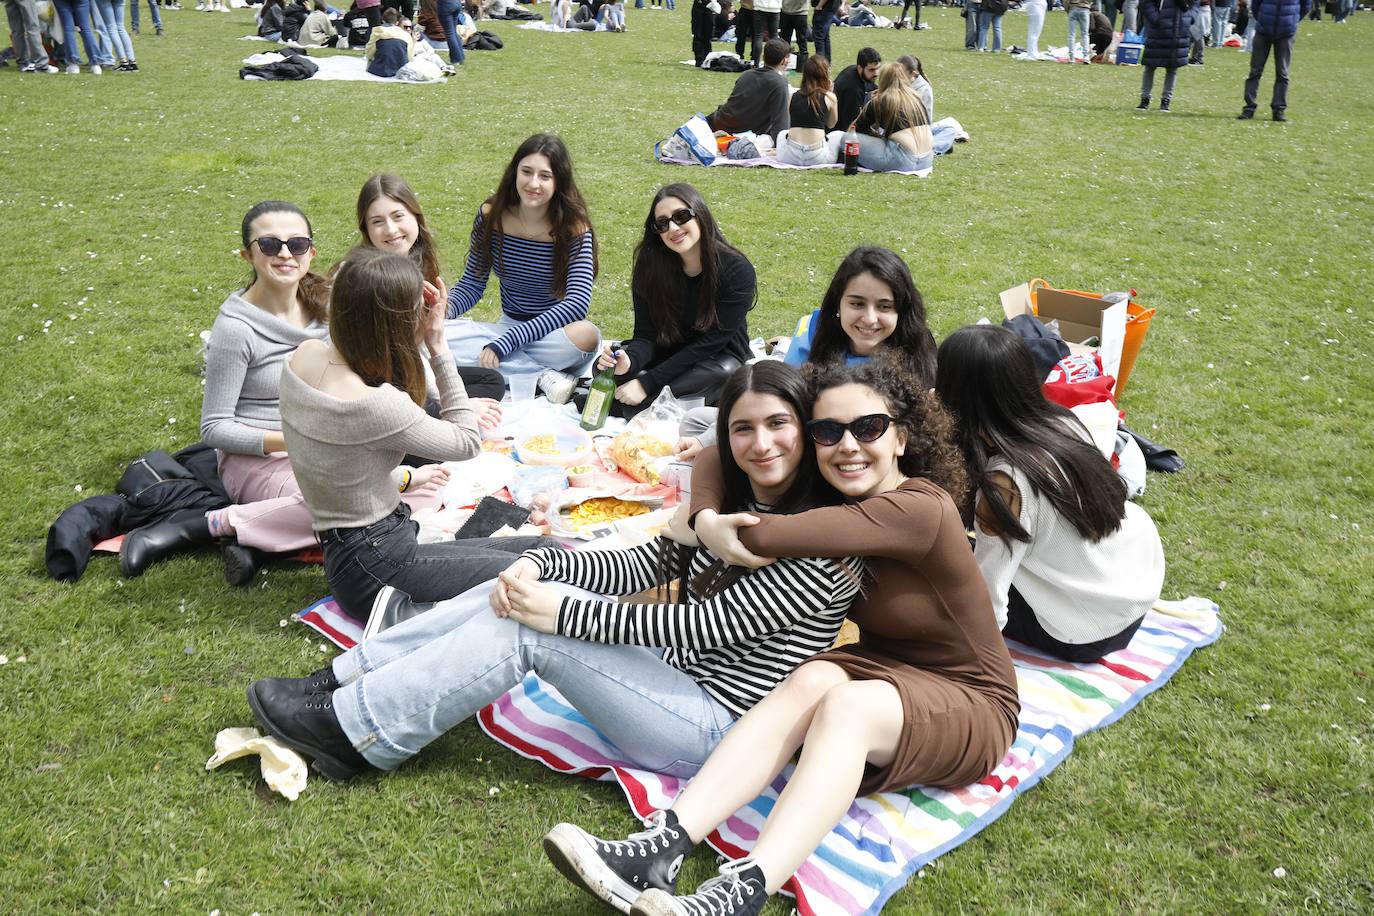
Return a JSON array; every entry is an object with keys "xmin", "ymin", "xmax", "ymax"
[
  {"xmin": 673, "ymin": 114, "xmax": 718, "ymax": 164},
  {"xmin": 508, "ymin": 464, "xmax": 568, "ymax": 508}
]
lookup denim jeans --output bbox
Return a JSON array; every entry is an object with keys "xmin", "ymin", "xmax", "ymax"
[
  {"xmin": 1067, "ymin": 7, "xmax": 1090, "ymax": 57},
  {"xmin": 1120, "ymin": 0, "xmax": 1137, "ymax": 31},
  {"xmin": 1023, "ymin": 0, "xmax": 1045, "ymax": 55},
  {"xmin": 93, "ymin": 0, "xmax": 135, "ymax": 59},
  {"xmin": 1139, "ymin": 64, "xmax": 1177, "ymax": 103},
  {"xmin": 54, "ymin": 0, "xmax": 110, "ymax": 64},
  {"xmin": 129, "ymin": 0, "xmax": 161, "ymax": 30},
  {"xmin": 445, "ymin": 315, "xmax": 599, "ymax": 376},
  {"xmin": 320, "ymin": 502, "xmax": 554, "ymax": 622},
  {"xmin": 331, "ymin": 580, "xmax": 737, "ymax": 773},
  {"xmin": 777, "ymin": 130, "xmax": 843, "ymax": 166},
  {"xmin": 436, "ymin": 0, "xmax": 464, "ymax": 62},
  {"xmin": 976, "ymin": 9, "xmax": 1002, "ymax": 49},
  {"xmin": 1243, "ymin": 31, "xmax": 1291, "ymax": 115},
  {"xmin": 964, "ymin": 0, "xmax": 979, "ymax": 47},
  {"xmin": 856, "ymin": 133, "xmax": 933, "ymax": 172},
  {"xmin": 3, "ymin": 0, "xmax": 49, "ymax": 66},
  {"xmin": 1210, "ymin": 2, "xmax": 1231, "ymax": 44},
  {"xmin": 811, "ymin": 8, "xmax": 834, "ymax": 61}
]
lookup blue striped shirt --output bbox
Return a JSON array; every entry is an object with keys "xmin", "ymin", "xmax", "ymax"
[{"xmin": 445, "ymin": 209, "xmax": 596, "ymax": 360}]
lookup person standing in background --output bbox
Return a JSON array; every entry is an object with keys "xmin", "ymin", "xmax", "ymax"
[{"xmin": 1239, "ymin": 0, "xmax": 1310, "ymax": 121}]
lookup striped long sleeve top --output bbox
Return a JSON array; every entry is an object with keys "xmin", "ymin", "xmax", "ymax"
[
  {"xmin": 445, "ymin": 209, "xmax": 596, "ymax": 361},
  {"xmin": 523, "ymin": 536, "xmax": 863, "ymax": 717}
]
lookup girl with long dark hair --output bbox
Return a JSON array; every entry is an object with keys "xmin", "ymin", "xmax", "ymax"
[
  {"xmin": 120, "ymin": 201, "xmax": 333, "ymax": 583},
  {"xmin": 355, "ymin": 174, "xmax": 506, "ymax": 405},
  {"xmin": 246, "ymin": 361, "xmax": 864, "ymax": 801},
  {"xmin": 445, "ymin": 133, "xmax": 602, "ymax": 382},
  {"xmin": 935, "ymin": 324, "xmax": 1165, "ymax": 662},
  {"xmin": 278, "ymin": 247, "xmax": 549, "ymax": 623},
  {"xmin": 594, "ymin": 183, "xmax": 755, "ymax": 414},
  {"xmin": 776, "ymin": 55, "xmax": 842, "ymax": 167},
  {"xmin": 545, "ymin": 353, "xmax": 1018, "ymax": 915}
]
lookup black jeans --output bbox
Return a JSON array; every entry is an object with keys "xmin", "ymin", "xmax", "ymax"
[
  {"xmin": 321, "ymin": 503, "xmax": 555, "ymax": 622},
  {"xmin": 779, "ymin": 10, "xmax": 808, "ymax": 61},
  {"xmin": 1002, "ymin": 586, "xmax": 1143, "ymax": 663},
  {"xmin": 734, "ymin": 6, "xmax": 754, "ymax": 58},
  {"xmin": 811, "ymin": 7, "xmax": 834, "ymax": 61},
  {"xmin": 692, "ymin": 0, "xmax": 715, "ymax": 64},
  {"xmin": 750, "ymin": 10, "xmax": 779, "ymax": 62},
  {"xmin": 899, "ymin": 0, "xmax": 920, "ymax": 26}
]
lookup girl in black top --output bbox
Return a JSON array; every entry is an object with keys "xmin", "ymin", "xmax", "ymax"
[
  {"xmin": 777, "ymin": 55, "xmax": 843, "ymax": 166},
  {"xmin": 594, "ymin": 183, "xmax": 755, "ymax": 416}
]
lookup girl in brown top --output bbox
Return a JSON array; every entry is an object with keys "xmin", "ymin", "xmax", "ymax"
[{"xmin": 541, "ymin": 354, "xmax": 1019, "ymax": 916}]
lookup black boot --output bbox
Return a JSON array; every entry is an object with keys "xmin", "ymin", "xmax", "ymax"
[
  {"xmin": 252, "ymin": 665, "xmax": 341, "ymax": 701},
  {"xmin": 222, "ymin": 541, "xmax": 265, "ymax": 587},
  {"xmin": 119, "ymin": 509, "xmax": 213, "ymax": 577},
  {"xmin": 246, "ymin": 680, "xmax": 372, "ymax": 782}
]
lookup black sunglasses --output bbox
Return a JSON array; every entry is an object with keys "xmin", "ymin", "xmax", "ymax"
[
  {"xmin": 806, "ymin": 414, "xmax": 894, "ymax": 446},
  {"xmin": 252, "ymin": 236, "xmax": 313, "ymax": 257},
  {"xmin": 652, "ymin": 207, "xmax": 696, "ymax": 234}
]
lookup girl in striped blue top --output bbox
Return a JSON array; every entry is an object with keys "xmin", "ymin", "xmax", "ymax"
[{"xmin": 445, "ymin": 134, "xmax": 603, "ymax": 377}]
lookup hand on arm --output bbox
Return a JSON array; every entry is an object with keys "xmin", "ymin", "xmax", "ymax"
[
  {"xmin": 502, "ymin": 574, "xmax": 561, "ymax": 633},
  {"xmin": 491, "ymin": 556, "xmax": 542, "ymax": 617},
  {"xmin": 693, "ymin": 509, "xmax": 773, "ymax": 568}
]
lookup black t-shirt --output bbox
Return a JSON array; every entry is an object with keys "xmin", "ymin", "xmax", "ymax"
[
  {"xmin": 855, "ymin": 99, "xmax": 913, "ymax": 138},
  {"xmin": 788, "ymin": 91, "xmax": 830, "ymax": 131},
  {"xmin": 833, "ymin": 64, "xmax": 875, "ymax": 131}
]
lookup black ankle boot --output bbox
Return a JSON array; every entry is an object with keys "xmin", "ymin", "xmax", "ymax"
[
  {"xmin": 246, "ymin": 680, "xmax": 371, "ymax": 782},
  {"xmin": 222, "ymin": 541, "xmax": 264, "ymax": 587},
  {"xmin": 119, "ymin": 509, "xmax": 213, "ymax": 577}
]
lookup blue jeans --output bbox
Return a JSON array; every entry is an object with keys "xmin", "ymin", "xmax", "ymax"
[
  {"xmin": 445, "ymin": 315, "xmax": 599, "ymax": 375},
  {"xmin": 811, "ymin": 8, "xmax": 834, "ymax": 62},
  {"xmin": 436, "ymin": 0, "xmax": 464, "ymax": 63},
  {"xmin": 93, "ymin": 0, "xmax": 134, "ymax": 59},
  {"xmin": 129, "ymin": 0, "xmax": 161, "ymax": 30},
  {"xmin": 856, "ymin": 133, "xmax": 932, "ymax": 172},
  {"xmin": 53, "ymin": 0, "xmax": 110, "ymax": 64},
  {"xmin": 976, "ymin": 9, "xmax": 1002, "ymax": 49},
  {"xmin": 1210, "ymin": 2, "xmax": 1231, "ymax": 44},
  {"xmin": 1067, "ymin": 7, "xmax": 1091, "ymax": 57},
  {"xmin": 964, "ymin": 0, "xmax": 980, "ymax": 47},
  {"xmin": 331, "ymin": 580, "xmax": 737, "ymax": 773}
]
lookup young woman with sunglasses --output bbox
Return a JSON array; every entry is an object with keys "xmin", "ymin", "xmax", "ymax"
[
  {"xmin": 676, "ymin": 246, "xmax": 935, "ymax": 462},
  {"xmin": 119, "ymin": 201, "xmax": 333, "ymax": 582},
  {"xmin": 593, "ymin": 183, "xmax": 755, "ymax": 416},
  {"xmin": 445, "ymin": 134, "xmax": 602, "ymax": 383},
  {"xmin": 246, "ymin": 362, "xmax": 863, "ymax": 801},
  {"xmin": 936, "ymin": 325, "xmax": 1165, "ymax": 663},
  {"xmin": 355, "ymin": 174, "xmax": 506, "ymax": 409},
  {"xmin": 545, "ymin": 354, "xmax": 1018, "ymax": 916}
]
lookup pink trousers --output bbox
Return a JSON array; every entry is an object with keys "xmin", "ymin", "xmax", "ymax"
[{"xmin": 217, "ymin": 452, "xmax": 440, "ymax": 553}]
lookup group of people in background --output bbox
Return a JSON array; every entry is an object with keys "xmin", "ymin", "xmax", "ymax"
[{"xmin": 2, "ymin": 0, "xmax": 160, "ymax": 73}]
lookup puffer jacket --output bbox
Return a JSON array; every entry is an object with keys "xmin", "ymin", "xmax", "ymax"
[
  {"xmin": 1251, "ymin": 0, "xmax": 1308, "ymax": 37},
  {"xmin": 1141, "ymin": 0, "xmax": 1197, "ymax": 69}
]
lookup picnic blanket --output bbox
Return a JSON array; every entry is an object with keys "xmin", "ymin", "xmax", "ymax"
[
  {"xmin": 240, "ymin": 50, "xmax": 448, "ymax": 82},
  {"xmin": 474, "ymin": 597, "xmax": 1221, "ymax": 916},
  {"xmin": 657, "ymin": 151, "xmax": 933, "ymax": 178}
]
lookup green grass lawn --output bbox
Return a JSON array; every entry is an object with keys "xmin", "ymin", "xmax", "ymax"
[{"xmin": 2, "ymin": 6, "xmax": 1372, "ymax": 912}]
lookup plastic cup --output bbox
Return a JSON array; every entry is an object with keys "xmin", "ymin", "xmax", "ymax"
[{"xmin": 511, "ymin": 373, "xmax": 538, "ymax": 401}]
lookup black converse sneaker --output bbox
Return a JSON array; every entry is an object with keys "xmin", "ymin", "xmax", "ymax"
[
  {"xmin": 543, "ymin": 810, "xmax": 694, "ymax": 913},
  {"xmin": 631, "ymin": 858, "xmax": 768, "ymax": 916},
  {"xmin": 629, "ymin": 862, "xmax": 769, "ymax": 916}
]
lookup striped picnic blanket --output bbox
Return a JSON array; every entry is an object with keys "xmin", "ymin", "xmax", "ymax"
[{"xmin": 295, "ymin": 596, "xmax": 1220, "ymax": 915}]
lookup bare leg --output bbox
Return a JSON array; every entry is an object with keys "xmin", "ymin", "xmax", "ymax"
[
  {"xmin": 749, "ymin": 679, "xmax": 904, "ymax": 892},
  {"xmin": 563, "ymin": 319, "xmax": 601, "ymax": 353},
  {"xmin": 670, "ymin": 661, "xmax": 851, "ymax": 842}
]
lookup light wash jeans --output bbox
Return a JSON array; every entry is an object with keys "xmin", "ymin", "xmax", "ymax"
[
  {"xmin": 964, "ymin": 0, "xmax": 980, "ymax": 47},
  {"xmin": 976, "ymin": 9, "xmax": 1002, "ymax": 49},
  {"xmin": 855, "ymin": 133, "xmax": 933, "ymax": 173},
  {"xmin": 444, "ymin": 316, "xmax": 599, "ymax": 375},
  {"xmin": 776, "ymin": 130, "xmax": 844, "ymax": 166},
  {"xmin": 129, "ymin": 0, "xmax": 161, "ymax": 30},
  {"xmin": 331, "ymin": 581, "xmax": 737, "ymax": 774},
  {"xmin": 1067, "ymin": 7, "xmax": 1091, "ymax": 59},
  {"xmin": 1024, "ymin": 0, "xmax": 1046, "ymax": 56},
  {"xmin": 93, "ymin": 0, "xmax": 135, "ymax": 59},
  {"xmin": 1210, "ymin": 2, "xmax": 1231, "ymax": 44},
  {"xmin": 1121, "ymin": 0, "xmax": 1138, "ymax": 32}
]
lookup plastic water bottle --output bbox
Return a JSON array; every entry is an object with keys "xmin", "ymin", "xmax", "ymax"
[
  {"xmin": 580, "ymin": 358, "xmax": 618, "ymax": 431},
  {"xmin": 843, "ymin": 124, "xmax": 860, "ymax": 175}
]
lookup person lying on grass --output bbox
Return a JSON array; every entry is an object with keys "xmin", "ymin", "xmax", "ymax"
[
  {"xmin": 246, "ymin": 360, "xmax": 864, "ymax": 788},
  {"xmin": 543, "ymin": 353, "xmax": 1018, "ymax": 916},
  {"xmin": 936, "ymin": 324, "xmax": 1166, "ymax": 662}
]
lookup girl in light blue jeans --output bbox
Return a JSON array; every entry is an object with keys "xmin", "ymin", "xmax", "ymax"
[
  {"xmin": 93, "ymin": 0, "xmax": 138, "ymax": 69},
  {"xmin": 246, "ymin": 362, "xmax": 864, "ymax": 785},
  {"xmin": 853, "ymin": 61, "xmax": 935, "ymax": 173}
]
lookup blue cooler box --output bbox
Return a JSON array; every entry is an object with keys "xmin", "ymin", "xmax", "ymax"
[{"xmin": 1116, "ymin": 42, "xmax": 1142, "ymax": 65}]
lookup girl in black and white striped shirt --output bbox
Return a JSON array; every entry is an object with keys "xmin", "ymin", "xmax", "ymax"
[{"xmin": 246, "ymin": 360, "xmax": 862, "ymax": 789}]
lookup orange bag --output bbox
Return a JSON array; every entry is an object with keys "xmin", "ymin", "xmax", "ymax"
[{"xmin": 1027, "ymin": 279, "xmax": 1153, "ymax": 398}]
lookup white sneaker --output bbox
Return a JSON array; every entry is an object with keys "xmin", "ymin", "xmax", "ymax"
[
  {"xmin": 65, "ymin": 62, "xmax": 80, "ymax": 74},
  {"xmin": 90, "ymin": 64, "xmax": 102, "ymax": 74},
  {"xmin": 41, "ymin": 63, "xmax": 60, "ymax": 73},
  {"xmin": 538, "ymin": 369, "xmax": 578, "ymax": 405},
  {"xmin": 195, "ymin": 1, "xmax": 205, "ymax": 9}
]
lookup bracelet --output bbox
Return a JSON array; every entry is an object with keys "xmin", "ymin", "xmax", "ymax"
[{"xmin": 399, "ymin": 469, "xmax": 412, "ymax": 493}]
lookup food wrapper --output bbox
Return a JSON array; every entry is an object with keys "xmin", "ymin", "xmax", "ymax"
[{"xmin": 606, "ymin": 431, "xmax": 675, "ymax": 484}]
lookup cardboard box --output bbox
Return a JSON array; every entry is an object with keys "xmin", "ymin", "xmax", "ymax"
[{"xmin": 1000, "ymin": 283, "xmax": 1128, "ymax": 381}]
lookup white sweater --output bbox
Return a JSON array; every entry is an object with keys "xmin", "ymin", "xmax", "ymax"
[{"xmin": 974, "ymin": 458, "xmax": 1165, "ymax": 644}]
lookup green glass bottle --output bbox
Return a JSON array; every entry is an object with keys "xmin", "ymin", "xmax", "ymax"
[{"xmin": 580, "ymin": 360, "xmax": 617, "ymax": 431}]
